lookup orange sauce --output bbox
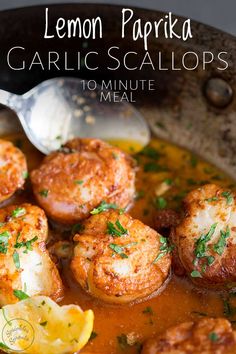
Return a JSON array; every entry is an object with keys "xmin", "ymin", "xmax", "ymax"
[{"xmin": 1, "ymin": 133, "xmax": 236, "ymax": 354}]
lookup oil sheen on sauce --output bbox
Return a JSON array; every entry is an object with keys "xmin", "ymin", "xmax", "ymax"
[{"xmin": 1, "ymin": 133, "xmax": 236, "ymax": 354}]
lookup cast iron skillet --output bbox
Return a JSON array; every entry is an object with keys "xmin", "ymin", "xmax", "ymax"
[{"xmin": 0, "ymin": 4, "xmax": 236, "ymax": 177}]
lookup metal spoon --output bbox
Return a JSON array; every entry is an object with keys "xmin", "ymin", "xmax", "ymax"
[{"xmin": 0, "ymin": 77, "xmax": 150, "ymax": 154}]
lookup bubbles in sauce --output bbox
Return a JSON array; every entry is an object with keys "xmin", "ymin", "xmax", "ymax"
[{"xmin": 1, "ymin": 133, "xmax": 236, "ymax": 354}]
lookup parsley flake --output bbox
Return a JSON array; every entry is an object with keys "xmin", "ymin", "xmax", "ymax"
[
  {"xmin": 154, "ymin": 197, "xmax": 167, "ymax": 210},
  {"xmin": 74, "ymin": 180, "xmax": 84, "ymax": 185},
  {"xmin": 22, "ymin": 171, "xmax": 29, "ymax": 179},
  {"xmin": 153, "ymin": 236, "xmax": 174, "ymax": 263},
  {"xmin": 89, "ymin": 331, "xmax": 98, "ymax": 341},
  {"xmin": 0, "ymin": 231, "xmax": 10, "ymax": 254},
  {"xmin": 91, "ymin": 201, "xmax": 118, "ymax": 215},
  {"xmin": 221, "ymin": 191, "xmax": 233, "ymax": 205},
  {"xmin": 109, "ymin": 244, "xmax": 128, "ymax": 259},
  {"xmin": 14, "ymin": 235, "xmax": 38, "ymax": 253},
  {"xmin": 72, "ymin": 223, "xmax": 85, "ymax": 235},
  {"xmin": 142, "ymin": 306, "xmax": 154, "ymax": 315},
  {"xmin": 13, "ymin": 289, "xmax": 29, "ymax": 300},
  {"xmin": 208, "ymin": 332, "xmax": 218, "ymax": 342},
  {"xmin": 194, "ymin": 223, "xmax": 217, "ymax": 260},
  {"xmin": 213, "ymin": 226, "xmax": 230, "ymax": 255},
  {"xmin": 107, "ymin": 220, "xmax": 127, "ymax": 237},
  {"xmin": 39, "ymin": 189, "xmax": 49, "ymax": 197},
  {"xmin": 13, "ymin": 251, "xmax": 20, "ymax": 269},
  {"xmin": 205, "ymin": 197, "xmax": 219, "ymax": 202},
  {"xmin": 11, "ymin": 207, "xmax": 26, "ymax": 218},
  {"xmin": 191, "ymin": 270, "xmax": 202, "ymax": 278}
]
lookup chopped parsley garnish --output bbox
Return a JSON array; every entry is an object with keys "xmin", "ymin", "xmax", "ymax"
[
  {"xmin": 72, "ymin": 223, "xmax": 84, "ymax": 235},
  {"xmin": 39, "ymin": 189, "xmax": 49, "ymax": 197},
  {"xmin": 11, "ymin": 207, "xmax": 26, "ymax": 218},
  {"xmin": 142, "ymin": 306, "xmax": 154, "ymax": 315},
  {"xmin": 112, "ymin": 152, "xmax": 119, "ymax": 160},
  {"xmin": 154, "ymin": 197, "xmax": 167, "ymax": 210},
  {"xmin": 89, "ymin": 331, "xmax": 98, "ymax": 341},
  {"xmin": 0, "ymin": 231, "xmax": 10, "ymax": 254},
  {"xmin": 187, "ymin": 178, "xmax": 197, "ymax": 186},
  {"xmin": 192, "ymin": 223, "xmax": 218, "ymax": 276},
  {"xmin": 74, "ymin": 180, "xmax": 84, "ymax": 185},
  {"xmin": 164, "ymin": 178, "xmax": 173, "ymax": 186},
  {"xmin": 204, "ymin": 167, "xmax": 213, "ymax": 174},
  {"xmin": 117, "ymin": 334, "xmax": 141, "ymax": 352},
  {"xmin": 144, "ymin": 162, "xmax": 167, "ymax": 173},
  {"xmin": 190, "ymin": 270, "xmax": 202, "ymax": 278},
  {"xmin": 223, "ymin": 298, "xmax": 233, "ymax": 317},
  {"xmin": 22, "ymin": 171, "xmax": 29, "ymax": 179},
  {"xmin": 208, "ymin": 332, "xmax": 218, "ymax": 342},
  {"xmin": 221, "ymin": 191, "xmax": 233, "ymax": 205},
  {"xmin": 117, "ymin": 334, "xmax": 129, "ymax": 350},
  {"xmin": 213, "ymin": 227, "xmax": 230, "ymax": 255},
  {"xmin": 107, "ymin": 220, "xmax": 127, "ymax": 237},
  {"xmin": 205, "ymin": 196, "xmax": 219, "ymax": 202},
  {"xmin": 143, "ymin": 208, "xmax": 149, "ymax": 216},
  {"xmin": 153, "ymin": 236, "xmax": 174, "ymax": 263},
  {"xmin": 14, "ymin": 235, "xmax": 38, "ymax": 254},
  {"xmin": 91, "ymin": 201, "xmax": 118, "ymax": 215},
  {"xmin": 109, "ymin": 244, "xmax": 128, "ymax": 259},
  {"xmin": 206, "ymin": 255, "xmax": 215, "ymax": 265},
  {"xmin": 190, "ymin": 155, "xmax": 198, "ymax": 167},
  {"xmin": 109, "ymin": 241, "xmax": 137, "ymax": 258},
  {"xmin": 194, "ymin": 223, "xmax": 217, "ymax": 260},
  {"xmin": 135, "ymin": 190, "xmax": 145, "ymax": 200},
  {"xmin": 0, "ymin": 343, "xmax": 10, "ymax": 350},
  {"xmin": 13, "ymin": 289, "xmax": 29, "ymax": 300},
  {"xmin": 212, "ymin": 174, "xmax": 224, "ymax": 181},
  {"xmin": 140, "ymin": 146, "xmax": 160, "ymax": 159},
  {"xmin": 13, "ymin": 251, "xmax": 20, "ymax": 269},
  {"xmin": 40, "ymin": 321, "xmax": 48, "ymax": 327}
]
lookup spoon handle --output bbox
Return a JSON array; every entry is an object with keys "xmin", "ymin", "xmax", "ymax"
[{"xmin": 0, "ymin": 89, "xmax": 22, "ymax": 113}]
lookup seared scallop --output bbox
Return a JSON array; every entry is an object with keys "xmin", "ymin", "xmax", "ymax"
[
  {"xmin": 171, "ymin": 184, "xmax": 236, "ymax": 288},
  {"xmin": 0, "ymin": 139, "xmax": 27, "ymax": 202},
  {"xmin": 71, "ymin": 210, "xmax": 171, "ymax": 304},
  {"xmin": 30, "ymin": 138, "xmax": 136, "ymax": 224},
  {"xmin": 0, "ymin": 203, "xmax": 63, "ymax": 306},
  {"xmin": 142, "ymin": 317, "xmax": 236, "ymax": 354}
]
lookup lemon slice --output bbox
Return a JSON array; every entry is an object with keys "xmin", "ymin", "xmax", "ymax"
[{"xmin": 0, "ymin": 296, "xmax": 94, "ymax": 354}]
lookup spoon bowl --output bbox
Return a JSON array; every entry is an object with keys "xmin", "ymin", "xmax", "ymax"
[{"xmin": 0, "ymin": 77, "xmax": 150, "ymax": 154}]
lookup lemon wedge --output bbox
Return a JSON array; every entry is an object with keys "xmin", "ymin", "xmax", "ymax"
[{"xmin": 0, "ymin": 296, "xmax": 94, "ymax": 354}]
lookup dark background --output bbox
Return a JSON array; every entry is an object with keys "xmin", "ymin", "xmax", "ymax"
[{"xmin": 1, "ymin": 0, "xmax": 235, "ymax": 36}]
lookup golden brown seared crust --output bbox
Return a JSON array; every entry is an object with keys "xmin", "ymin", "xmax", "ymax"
[
  {"xmin": 0, "ymin": 139, "xmax": 27, "ymax": 202},
  {"xmin": 70, "ymin": 210, "xmax": 171, "ymax": 304},
  {"xmin": 142, "ymin": 318, "xmax": 236, "ymax": 354},
  {"xmin": 30, "ymin": 138, "xmax": 136, "ymax": 224},
  {"xmin": 171, "ymin": 184, "xmax": 236, "ymax": 288},
  {"xmin": 0, "ymin": 203, "xmax": 63, "ymax": 306}
]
